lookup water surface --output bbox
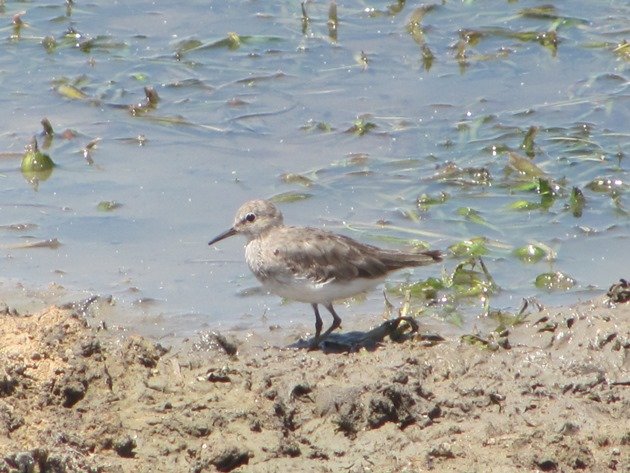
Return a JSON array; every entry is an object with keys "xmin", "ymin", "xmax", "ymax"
[{"xmin": 0, "ymin": 0, "xmax": 628, "ymax": 340}]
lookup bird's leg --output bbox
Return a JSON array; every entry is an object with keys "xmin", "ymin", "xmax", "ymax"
[
  {"xmin": 311, "ymin": 303, "xmax": 323, "ymax": 342},
  {"xmin": 320, "ymin": 303, "xmax": 342, "ymax": 339}
]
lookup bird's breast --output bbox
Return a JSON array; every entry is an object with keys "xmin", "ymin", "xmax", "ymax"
[{"xmin": 245, "ymin": 238, "xmax": 385, "ymax": 303}]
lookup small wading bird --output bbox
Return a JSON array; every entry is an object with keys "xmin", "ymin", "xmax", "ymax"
[{"xmin": 209, "ymin": 200, "xmax": 442, "ymax": 347}]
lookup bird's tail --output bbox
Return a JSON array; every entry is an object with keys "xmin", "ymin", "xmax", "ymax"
[
  {"xmin": 380, "ymin": 249, "xmax": 443, "ymax": 269},
  {"xmin": 420, "ymin": 249, "xmax": 442, "ymax": 263}
]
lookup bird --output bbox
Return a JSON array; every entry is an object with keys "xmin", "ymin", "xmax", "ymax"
[{"xmin": 208, "ymin": 199, "xmax": 442, "ymax": 347}]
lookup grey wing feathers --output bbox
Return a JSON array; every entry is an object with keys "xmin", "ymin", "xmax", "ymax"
[
  {"xmin": 376, "ymin": 248, "xmax": 442, "ymax": 268},
  {"xmin": 273, "ymin": 227, "xmax": 441, "ymax": 283}
]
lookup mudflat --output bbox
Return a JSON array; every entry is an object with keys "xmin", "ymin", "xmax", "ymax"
[{"xmin": 0, "ymin": 298, "xmax": 627, "ymax": 472}]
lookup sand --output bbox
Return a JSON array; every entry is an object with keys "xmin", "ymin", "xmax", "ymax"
[{"xmin": 0, "ymin": 296, "xmax": 628, "ymax": 472}]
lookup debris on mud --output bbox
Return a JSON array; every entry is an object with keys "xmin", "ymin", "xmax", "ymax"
[{"xmin": 0, "ymin": 298, "xmax": 628, "ymax": 472}]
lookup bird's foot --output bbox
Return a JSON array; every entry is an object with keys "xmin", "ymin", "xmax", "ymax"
[{"xmin": 308, "ymin": 337, "xmax": 321, "ymax": 351}]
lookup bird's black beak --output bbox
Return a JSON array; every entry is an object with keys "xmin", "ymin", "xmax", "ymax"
[{"xmin": 208, "ymin": 227, "xmax": 238, "ymax": 246}]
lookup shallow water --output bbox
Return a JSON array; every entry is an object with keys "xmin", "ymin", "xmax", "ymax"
[{"xmin": 0, "ymin": 0, "xmax": 628, "ymax": 340}]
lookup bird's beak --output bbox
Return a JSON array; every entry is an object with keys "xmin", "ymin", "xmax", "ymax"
[{"xmin": 208, "ymin": 227, "xmax": 238, "ymax": 246}]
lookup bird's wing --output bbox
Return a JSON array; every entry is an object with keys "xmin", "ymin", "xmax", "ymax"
[{"xmin": 266, "ymin": 227, "xmax": 389, "ymax": 283}]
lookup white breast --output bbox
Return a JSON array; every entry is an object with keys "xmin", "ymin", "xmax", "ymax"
[
  {"xmin": 259, "ymin": 274, "xmax": 386, "ymax": 304},
  {"xmin": 244, "ymin": 233, "xmax": 386, "ymax": 304}
]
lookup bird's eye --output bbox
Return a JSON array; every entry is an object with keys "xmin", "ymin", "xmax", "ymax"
[{"xmin": 245, "ymin": 213, "xmax": 256, "ymax": 223}]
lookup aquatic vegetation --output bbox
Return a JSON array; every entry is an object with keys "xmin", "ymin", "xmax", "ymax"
[
  {"xmin": 612, "ymin": 40, "xmax": 630, "ymax": 61},
  {"xmin": 300, "ymin": 120, "xmax": 334, "ymax": 133},
  {"xmin": 456, "ymin": 207, "xmax": 485, "ymax": 225},
  {"xmin": 513, "ymin": 244, "xmax": 548, "ymax": 264},
  {"xmin": 431, "ymin": 163, "xmax": 491, "ymax": 186},
  {"xmin": 346, "ymin": 117, "xmax": 377, "ymax": 136},
  {"xmin": 128, "ymin": 87, "xmax": 160, "ymax": 116},
  {"xmin": 521, "ymin": 126, "xmax": 538, "ymax": 157},
  {"xmin": 535, "ymin": 271, "xmax": 577, "ymax": 291},
  {"xmin": 508, "ymin": 178, "xmax": 560, "ymax": 211},
  {"xmin": 0, "ymin": 0, "xmax": 626, "ymax": 337},
  {"xmin": 406, "ymin": 5, "xmax": 436, "ymax": 46},
  {"xmin": 21, "ymin": 137, "xmax": 55, "ymax": 184},
  {"xmin": 450, "ymin": 258, "xmax": 498, "ymax": 298},
  {"xmin": 280, "ymin": 173, "xmax": 313, "ymax": 187},
  {"xmin": 448, "ymin": 237, "xmax": 488, "ymax": 258},
  {"xmin": 568, "ymin": 187, "xmax": 586, "ymax": 217},
  {"xmin": 417, "ymin": 192, "xmax": 449, "ymax": 209},
  {"xmin": 586, "ymin": 177, "xmax": 626, "ymax": 193},
  {"xmin": 328, "ymin": 2, "xmax": 338, "ymax": 42},
  {"xmin": 388, "ymin": 257, "xmax": 499, "ymax": 324},
  {"xmin": 97, "ymin": 201, "xmax": 123, "ymax": 212},
  {"xmin": 507, "ymin": 152, "xmax": 546, "ymax": 178},
  {"xmin": 270, "ymin": 191, "xmax": 313, "ymax": 203},
  {"xmin": 173, "ymin": 33, "xmax": 283, "ymax": 57},
  {"xmin": 56, "ymin": 83, "xmax": 88, "ymax": 101},
  {"xmin": 41, "ymin": 35, "xmax": 57, "ymax": 53}
]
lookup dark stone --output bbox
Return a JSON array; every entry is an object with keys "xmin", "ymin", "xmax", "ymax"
[
  {"xmin": 367, "ymin": 385, "xmax": 416, "ymax": 429},
  {"xmin": 273, "ymin": 401, "xmax": 297, "ymax": 432},
  {"xmin": 290, "ymin": 383, "xmax": 312, "ymax": 399},
  {"xmin": 331, "ymin": 394, "xmax": 364, "ymax": 439},
  {"xmin": 211, "ymin": 447, "xmax": 251, "ymax": 472},
  {"xmin": 114, "ymin": 435, "xmax": 136, "ymax": 458},
  {"xmin": 212, "ymin": 333, "xmax": 238, "ymax": 356},
  {"xmin": 0, "ymin": 373, "xmax": 18, "ymax": 397},
  {"xmin": 278, "ymin": 442, "xmax": 301, "ymax": 458},
  {"xmin": 535, "ymin": 458, "xmax": 558, "ymax": 471},
  {"xmin": 78, "ymin": 338, "xmax": 101, "ymax": 357},
  {"xmin": 124, "ymin": 337, "xmax": 168, "ymax": 368},
  {"xmin": 207, "ymin": 373, "xmax": 231, "ymax": 383},
  {"xmin": 61, "ymin": 381, "xmax": 86, "ymax": 408},
  {"xmin": 367, "ymin": 395, "xmax": 396, "ymax": 429},
  {"xmin": 4, "ymin": 451, "xmax": 35, "ymax": 473}
]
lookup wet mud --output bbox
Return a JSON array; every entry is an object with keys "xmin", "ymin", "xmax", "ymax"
[{"xmin": 0, "ymin": 299, "xmax": 628, "ymax": 472}]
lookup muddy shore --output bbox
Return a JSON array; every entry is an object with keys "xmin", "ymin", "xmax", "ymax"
[{"xmin": 0, "ymin": 297, "xmax": 628, "ymax": 473}]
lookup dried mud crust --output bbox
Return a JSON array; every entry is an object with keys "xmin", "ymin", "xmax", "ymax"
[{"xmin": 0, "ymin": 302, "xmax": 628, "ymax": 473}]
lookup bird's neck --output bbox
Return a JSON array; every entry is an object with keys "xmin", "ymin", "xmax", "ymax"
[{"xmin": 245, "ymin": 224, "xmax": 281, "ymax": 243}]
